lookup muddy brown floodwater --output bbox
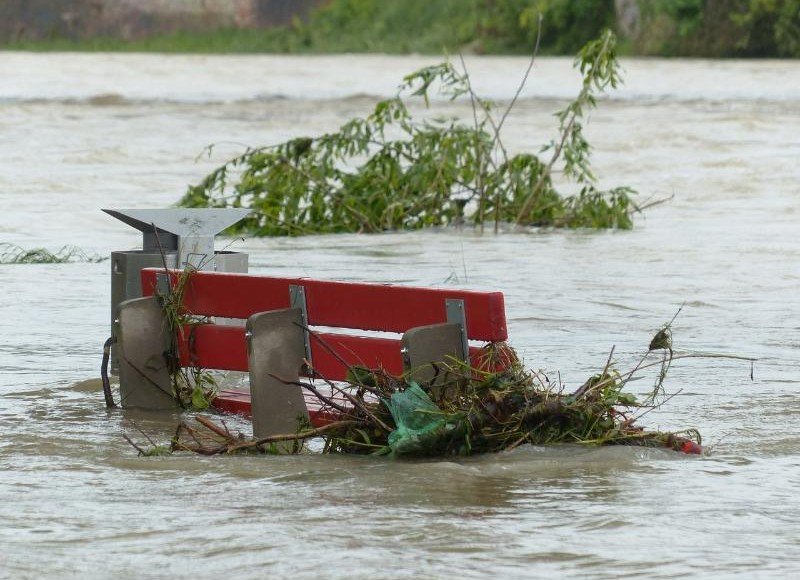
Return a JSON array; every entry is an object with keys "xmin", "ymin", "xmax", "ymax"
[{"xmin": 1, "ymin": 53, "xmax": 799, "ymax": 578}]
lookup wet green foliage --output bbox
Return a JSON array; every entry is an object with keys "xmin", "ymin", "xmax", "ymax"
[
  {"xmin": 139, "ymin": 445, "xmax": 172, "ymax": 457},
  {"xmin": 180, "ymin": 31, "xmax": 637, "ymax": 235},
  {"xmin": 3, "ymin": 0, "xmax": 796, "ymax": 57},
  {"xmin": 0, "ymin": 243, "xmax": 105, "ymax": 264},
  {"xmin": 635, "ymin": 0, "xmax": 800, "ymax": 57},
  {"xmin": 155, "ymin": 265, "xmax": 219, "ymax": 410},
  {"xmin": 0, "ymin": 0, "xmax": 614, "ymax": 56}
]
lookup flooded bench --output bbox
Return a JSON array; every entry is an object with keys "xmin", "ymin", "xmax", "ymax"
[{"xmin": 116, "ymin": 268, "xmax": 508, "ymax": 439}]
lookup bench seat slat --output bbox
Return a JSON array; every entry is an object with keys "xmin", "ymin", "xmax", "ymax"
[
  {"xmin": 213, "ymin": 388, "xmax": 341, "ymax": 426},
  {"xmin": 178, "ymin": 324, "xmax": 405, "ymax": 380},
  {"xmin": 178, "ymin": 324, "xmax": 491, "ymax": 381},
  {"xmin": 142, "ymin": 269, "xmax": 508, "ymax": 342}
]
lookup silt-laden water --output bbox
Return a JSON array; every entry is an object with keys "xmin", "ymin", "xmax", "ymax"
[{"xmin": 0, "ymin": 53, "xmax": 798, "ymax": 578}]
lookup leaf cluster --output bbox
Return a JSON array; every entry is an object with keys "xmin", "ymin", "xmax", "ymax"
[{"xmin": 180, "ymin": 30, "xmax": 638, "ymax": 235}]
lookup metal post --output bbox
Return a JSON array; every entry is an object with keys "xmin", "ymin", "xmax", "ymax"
[{"xmin": 289, "ymin": 284, "xmax": 313, "ymax": 365}]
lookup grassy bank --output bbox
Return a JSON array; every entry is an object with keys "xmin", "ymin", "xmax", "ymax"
[{"xmin": 3, "ymin": 0, "xmax": 798, "ymax": 57}]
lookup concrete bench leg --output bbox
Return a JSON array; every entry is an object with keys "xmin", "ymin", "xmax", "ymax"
[
  {"xmin": 401, "ymin": 322, "xmax": 466, "ymax": 390},
  {"xmin": 117, "ymin": 296, "xmax": 176, "ymax": 409},
  {"xmin": 247, "ymin": 308, "xmax": 310, "ymax": 448}
]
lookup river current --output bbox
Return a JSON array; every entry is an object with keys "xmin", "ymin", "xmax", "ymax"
[{"xmin": 0, "ymin": 53, "xmax": 798, "ymax": 578}]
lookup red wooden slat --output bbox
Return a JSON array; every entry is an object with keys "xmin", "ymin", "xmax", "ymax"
[
  {"xmin": 178, "ymin": 323, "xmax": 492, "ymax": 379},
  {"xmin": 142, "ymin": 269, "xmax": 507, "ymax": 341},
  {"xmin": 177, "ymin": 324, "xmax": 404, "ymax": 380},
  {"xmin": 212, "ymin": 389, "xmax": 252, "ymax": 416},
  {"xmin": 308, "ymin": 331, "xmax": 404, "ymax": 378},
  {"xmin": 178, "ymin": 324, "xmax": 247, "ymax": 371},
  {"xmin": 212, "ymin": 389, "xmax": 342, "ymax": 428}
]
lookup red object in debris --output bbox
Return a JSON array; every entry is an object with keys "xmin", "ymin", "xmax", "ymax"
[
  {"xmin": 213, "ymin": 389, "xmax": 343, "ymax": 428},
  {"xmin": 680, "ymin": 440, "xmax": 703, "ymax": 455},
  {"xmin": 211, "ymin": 389, "xmax": 252, "ymax": 417}
]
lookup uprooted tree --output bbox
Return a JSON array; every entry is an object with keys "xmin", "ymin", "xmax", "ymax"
[{"xmin": 179, "ymin": 29, "xmax": 639, "ymax": 235}]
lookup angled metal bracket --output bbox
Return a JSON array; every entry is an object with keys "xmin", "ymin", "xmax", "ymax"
[
  {"xmin": 103, "ymin": 207, "xmax": 250, "ymax": 270},
  {"xmin": 289, "ymin": 285, "xmax": 313, "ymax": 365},
  {"xmin": 445, "ymin": 298, "xmax": 470, "ymax": 365}
]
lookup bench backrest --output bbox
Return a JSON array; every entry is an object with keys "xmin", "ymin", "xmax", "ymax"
[{"xmin": 141, "ymin": 268, "xmax": 507, "ymax": 381}]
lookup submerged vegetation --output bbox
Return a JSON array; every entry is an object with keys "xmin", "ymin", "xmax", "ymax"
[
  {"xmin": 181, "ymin": 30, "xmax": 638, "ymax": 235},
  {"xmin": 0, "ymin": 243, "xmax": 105, "ymax": 264},
  {"xmin": 158, "ymin": 264, "xmax": 220, "ymax": 411}
]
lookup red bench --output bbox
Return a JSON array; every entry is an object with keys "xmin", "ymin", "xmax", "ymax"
[{"xmin": 126, "ymin": 268, "xmax": 508, "ymax": 439}]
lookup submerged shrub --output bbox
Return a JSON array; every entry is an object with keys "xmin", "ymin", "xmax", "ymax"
[
  {"xmin": 0, "ymin": 243, "xmax": 105, "ymax": 264},
  {"xmin": 180, "ymin": 30, "xmax": 638, "ymax": 236}
]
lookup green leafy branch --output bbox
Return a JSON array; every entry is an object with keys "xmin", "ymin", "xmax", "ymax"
[{"xmin": 180, "ymin": 29, "xmax": 638, "ymax": 235}]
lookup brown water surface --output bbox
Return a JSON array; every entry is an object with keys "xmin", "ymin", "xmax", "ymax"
[{"xmin": 0, "ymin": 53, "xmax": 798, "ymax": 579}]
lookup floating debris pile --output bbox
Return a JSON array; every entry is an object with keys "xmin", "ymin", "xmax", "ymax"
[{"xmin": 167, "ymin": 340, "xmax": 705, "ymax": 458}]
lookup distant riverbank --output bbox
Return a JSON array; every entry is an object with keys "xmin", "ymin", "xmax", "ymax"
[{"xmin": 2, "ymin": 0, "xmax": 799, "ymax": 58}]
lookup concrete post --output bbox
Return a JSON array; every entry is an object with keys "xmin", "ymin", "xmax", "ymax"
[{"xmin": 247, "ymin": 308, "xmax": 310, "ymax": 450}]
